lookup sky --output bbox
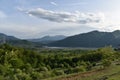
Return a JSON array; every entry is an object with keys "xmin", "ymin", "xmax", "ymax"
[{"xmin": 0, "ymin": 0, "xmax": 120, "ymax": 39}]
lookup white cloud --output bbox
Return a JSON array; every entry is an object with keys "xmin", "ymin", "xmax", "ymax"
[
  {"xmin": 103, "ymin": 25, "xmax": 120, "ymax": 31},
  {"xmin": 24, "ymin": 8, "xmax": 105, "ymax": 24},
  {"xmin": 0, "ymin": 11, "xmax": 7, "ymax": 18},
  {"xmin": 50, "ymin": 2, "xmax": 57, "ymax": 6}
]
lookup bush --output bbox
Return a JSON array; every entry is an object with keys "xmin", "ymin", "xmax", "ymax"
[
  {"xmin": 64, "ymin": 68, "xmax": 73, "ymax": 74},
  {"xmin": 102, "ymin": 59, "xmax": 111, "ymax": 68},
  {"xmin": 53, "ymin": 70, "xmax": 64, "ymax": 76},
  {"xmin": 74, "ymin": 66, "xmax": 86, "ymax": 73},
  {"xmin": 10, "ymin": 58, "xmax": 24, "ymax": 68},
  {"xmin": 31, "ymin": 72, "xmax": 43, "ymax": 80},
  {"xmin": 39, "ymin": 67, "xmax": 48, "ymax": 72}
]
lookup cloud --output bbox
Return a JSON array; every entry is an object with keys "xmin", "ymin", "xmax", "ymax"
[
  {"xmin": 0, "ymin": 11, "xmax": 7, "ymax": 18},
  {"xmin": 23, "ymin": 8, "xmax": 105, "ymax": 24},
  {"xmin": 103, "ymin": 25, "xmax": 120, "ymax": 31},
  {"xmin": 50, "ymin": 2, "xmax": 57, "ymax": 6}
]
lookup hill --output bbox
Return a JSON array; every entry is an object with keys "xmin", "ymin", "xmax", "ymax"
[
  {"xmin": 28, "ymin": 35, "xmax": 66, "ymax": 44},
  {"xmin": 49, "ymin": 30, "xmax": 120, "ymax": 48},
  {"xmin": 0, "ymin": 33, "xmax": 42, "ymax": 48}
]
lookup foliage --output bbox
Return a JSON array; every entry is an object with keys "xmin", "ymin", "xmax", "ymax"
[{"xmin": 0, "ymin": 44, "xmax": 119, "ymax": 79}]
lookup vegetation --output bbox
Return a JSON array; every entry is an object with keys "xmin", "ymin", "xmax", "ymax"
[
  {"xmin": 0, "ymin": 44, "xmax": 120, "ymax": 80},
  {"xmin": 49, "ymin": 30, "xmax": 120, "ymax": 47}
]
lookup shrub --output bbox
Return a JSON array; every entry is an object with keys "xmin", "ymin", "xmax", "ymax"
[
  {"xmin": 53, "ymin": 69, "xmax": 64, "ymax": 76},
  {"xmin": 102, "ymin": 59, "xmax": 111, "ymax": 68}
]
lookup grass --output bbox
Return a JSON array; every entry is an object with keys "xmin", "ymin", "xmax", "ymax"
[
  {"xmin": 45, "ymin": 64, "xmax": 120, "ymax": 80},
  {"xmin": 78, "ymin": 64, "xmax": 120, "ymax": 80}
]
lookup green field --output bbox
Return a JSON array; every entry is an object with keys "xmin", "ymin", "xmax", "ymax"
[{"xmin": 78, "ymin": 65, "xmax": 120, "ymax": 80}]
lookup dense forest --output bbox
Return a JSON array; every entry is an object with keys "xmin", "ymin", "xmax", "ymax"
[{"xmin": 0, "ymin": 44, "xmax": 120, "ymax": 80}]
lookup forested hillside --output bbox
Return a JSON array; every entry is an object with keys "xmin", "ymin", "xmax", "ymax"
[
  {"xmin": 28, "ymin": 35, "xmax": 66, "ymax": 44},
  {"xmin": 0, "ymin": 44, "xmax": 120, "ymax": 80},
  {"xmin": 49, "ymin": 30, "xmax": 120, "ymax": 48},
  {"xmin": 0, "ymin": 33, "xmax": 43, "ymax": 48}
]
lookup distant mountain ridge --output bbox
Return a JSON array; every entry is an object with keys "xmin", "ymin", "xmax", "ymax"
[
  {"xmin": 0, "ymin": 33, "xmax": 42, "ymax": 48},
  {"xmin": 28, "ymin": 35, "xmax": 66, "ymax": 44},
  {"xmin": 48, "ymin": 30, "xmax": 120, "ymax": 48},
  {"xmin": 1, "ymin": 30, "xmax": 120, "ymax": 48},
  {"xmin": 0, "ymin": 33, "xmax": 19, "ymax": 43}
]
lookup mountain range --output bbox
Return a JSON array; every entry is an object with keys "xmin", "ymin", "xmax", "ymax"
[
  {"xmin": 0, "ymin": 33, "xmax": 42, "ymax": 48},
  {"xmin": 28, "ymin": 35, "xmax": 66, "ymax": 44},
  {"xmin": 1, "ymin": 30, "xmax": 120, "ymax": 48},
  {"xmin": 48, "ymin": 30, "xmax": 120, "ymax": 48}
]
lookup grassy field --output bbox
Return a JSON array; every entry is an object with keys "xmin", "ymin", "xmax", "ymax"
[
  {"xmin": 52, "ymin": 64, "xmax": 120, "ymax": 80},
  {"xmin": 79, "ymin": 65, "xmax": 120, "ymax": 80}
]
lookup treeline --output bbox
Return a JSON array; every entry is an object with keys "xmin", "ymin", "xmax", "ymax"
[{"xmin": 0, "ymin": 44, "xmax": 120, "ymax": 80}]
